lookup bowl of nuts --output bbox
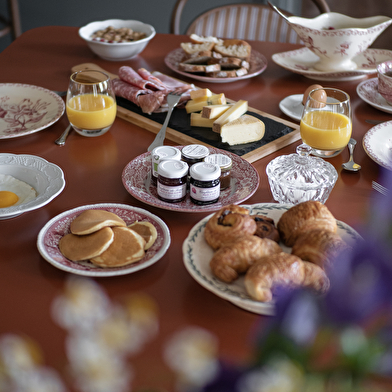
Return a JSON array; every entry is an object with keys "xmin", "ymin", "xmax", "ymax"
[{"xmin": 79, "ymin": 19, "xmax": 156, "ymax": 61}]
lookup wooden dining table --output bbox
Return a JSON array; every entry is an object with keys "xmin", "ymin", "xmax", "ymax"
[{"xmin": 0, "ymin": 26, "xmax": 389, "ymax": 391}]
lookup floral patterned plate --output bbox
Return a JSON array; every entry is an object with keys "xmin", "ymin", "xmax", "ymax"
[
  {"xmin": 37, "ymin": 203, "xmax": 171, "ymax": 277},
  {"xmin": 363, "ymin": 121, "xmax": 392, "ymax": 171},
  {"xmin": 183, "ymin": 203, "xmax": 362, "ymax": 315},
  {"xmin": 0, "ymin": 84, "xmax": 65, "ymax": 139},
  {"xmin": 122, "ymin": 146, "xmax": 260, "ymax": 213},
  {"xmin": 357, "ymin": 77, "xmax": 392, "ymax": 114},
  {"xmin": 272, "ymin": 48, "xmax": 392, "ymax": 81},
  {"xmin": 164, "ymin": 48, "xmax": 267, "ymax": 83}
]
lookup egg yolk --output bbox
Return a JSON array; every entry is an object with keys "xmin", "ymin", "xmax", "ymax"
[{"xmin": 0, "ymin": 191, "xmax": 19, "ymax": 207}]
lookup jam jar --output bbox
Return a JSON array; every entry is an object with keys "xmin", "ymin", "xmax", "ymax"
[
  {"xmin": 189, "ymin": 162, "xmax": 221, "ymax": 205},
  {"xmin": 204, "ymin": 153, "xmax": 232, "ymax": 190},
  {"xmin": 157, "ymin": 159, "xmax": 188, "ymax": 203},
  {"xmin": 181, "ymin": 144, "xmax": 210, "ymax": 167},
  {"xmin": 151, "ymin": 146, "xmax": 181, "ymax": 185}
]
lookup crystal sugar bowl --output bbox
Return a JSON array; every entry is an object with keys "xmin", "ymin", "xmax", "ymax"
[{"xmin": 266, "ymin": 144, "xmax": 338, "ymax": 205}]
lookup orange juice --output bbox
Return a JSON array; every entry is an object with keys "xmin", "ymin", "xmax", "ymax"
[
  {"xmin": 66, "ymin": 94, "xmax": 116, "ymax": 130},
  {"xmin": 300, "ymin": 111, "xmax": 352, "ymax": 150}
]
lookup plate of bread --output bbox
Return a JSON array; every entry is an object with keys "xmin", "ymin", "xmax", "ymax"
[
  {"xmin": 164, "ymin": 34, "xmax": 267, "ymax": 83},
  {"xmin": 37, "ymin": 203, "xmax": 170, "ymax": 277},
  {"xmin": 183, "ymin": 201, "xmax": 361, "ymax": 315}
]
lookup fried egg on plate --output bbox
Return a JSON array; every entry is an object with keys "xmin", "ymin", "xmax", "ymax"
[{"xmin": 0, "ymin": 174, "xmax": 37, "ymax": 208}]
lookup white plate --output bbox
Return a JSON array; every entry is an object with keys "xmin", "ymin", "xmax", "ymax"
[
  {"xmin": 363, "ymin": 121, "xmax": 392, "ymax": 170},
  {"xmin": 279, "ymin": 94, "xmax": 303, "ymax": 122},
  {"xmin": 183, "ymin": 203, "xmax": 361, "ymax": 315},
  {"xmin": 0, "ymin": 153, "xmax": 65, "ymax": 219},
  {"xmin": 37, "ymin": 203, "xmax": 171, "ymax": 277},
  {"xmin": 357, "ymin": 77, "xmax": 392, "ymax": 114},
  {"xmin": 0, "ymin": 84, "xmax": 65, "ymax": 139},
  {"xmin": 122, "ymin": 146, "xmax": 259, "ymax": 213},
  {"xmin": 164, "ymin": 48, "xmax": 267, "ymax": 83},
  {"xmin": 272, "ymin": 48, "xmax": 392, "ymax": 81}
]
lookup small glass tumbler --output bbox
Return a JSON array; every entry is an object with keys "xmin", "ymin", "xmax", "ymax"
[
  {"xmin": 66, "ymin": 70, "xmax": 117, "ymax": 137},
  {"xmin": 300, "ymin": 87, "xmax": 352, "ymax": 158}
]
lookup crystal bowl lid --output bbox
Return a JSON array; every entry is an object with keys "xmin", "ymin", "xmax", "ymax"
[{"xmin": 266, "ymin": 144, "xmax": 338, "ymax": 190}]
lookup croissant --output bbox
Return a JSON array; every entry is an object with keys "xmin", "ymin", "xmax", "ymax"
[
  {"xmin": 250, "ymin": 214, "xmax": 280, "ymax": 243},
  {"xmin": 245, "ymin": 253, "xmax": 330, "ymax": 302},
  {"xmin": 244, "ymin": 253, "xmax": 305, "ymax": 302},
  {"xmin": 209, "ymin": 235, "xmax": 282, "ymax": 283},
  {"xmin": 204, "ymin": 204, "xmax": 257, "ymax": 250},
  {"xmin": 302, "ymin": 261, "xmax": 330, "ymax": 294},
  {"xmin": 277, "ymin": 201, "xmax": 337, "ymax": 247},
  {"xmin": 291, "ymin": 228, "xmax": 349, "ymax": 270}
]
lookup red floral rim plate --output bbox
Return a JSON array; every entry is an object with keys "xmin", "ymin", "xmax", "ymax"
[
  {"xmin": 0, "ymin": 84, "xmax": 65, "ymax": 139},
  {"xmin": 122, "ymin": 146, "xmax": 260, "ymax": 212},
  {"xmin": 37, "ymin": 203, "xmax": 171, "ymax": 277}
]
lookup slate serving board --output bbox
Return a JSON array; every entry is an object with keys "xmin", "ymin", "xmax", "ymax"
[{"xmin": 72, "ymin": 63, "xmax": 301, "ymax": 163}]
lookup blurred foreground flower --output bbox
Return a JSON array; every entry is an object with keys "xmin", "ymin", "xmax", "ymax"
[{"xmin": 52, "ymin": 276, "xmax": 159, "ymax": 392}]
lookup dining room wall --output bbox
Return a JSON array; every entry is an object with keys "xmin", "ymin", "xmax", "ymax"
[{"xmin": 0, "ymin": 0, "xmax": 391, "ymax": 53}]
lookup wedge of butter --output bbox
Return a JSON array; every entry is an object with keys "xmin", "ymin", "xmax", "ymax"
[
  {"xmin": 221, "ymin": 114, "xmax": 265, "ymax": 146},
  {"xmin": 201, "ymin": 104, "xmax": 232, "ymax": 119},
  {"xmin": 212, "ymin": 100, "xmax": 248, "ymax": 133}
]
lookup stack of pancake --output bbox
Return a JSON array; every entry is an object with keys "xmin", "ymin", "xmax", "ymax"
[{"xmin": 59, "ymin": 209, "xmax": 157, "ymax": 268}]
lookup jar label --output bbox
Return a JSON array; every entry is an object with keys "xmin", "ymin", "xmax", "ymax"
[
  {"xmin": 157, "ymin": 182, "xmax": 186, "ymax": 200},
  {"xmin": 190, "ymin": 183, "xmax": 220, "ymax": 201}
]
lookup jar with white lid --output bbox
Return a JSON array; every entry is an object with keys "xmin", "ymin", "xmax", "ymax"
[
  {"xmin": 157, "ymin": 159, "xmax": 188, "ymax": 203},
  {"xmin": 181, "ymin": 144, "xmax": 210, "ymax": 167},
  {"xmin": 204, "ymin": 153, "xmax": 232, "ymax": 190},
  {"xmin": 189, "ymin": 162, "xmax": 221, "ymax": 205},
  {"xmin": 151, "ymin": 146, "xmax": 181, "ymax": 185}
]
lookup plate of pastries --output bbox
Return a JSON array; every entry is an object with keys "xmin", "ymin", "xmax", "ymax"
[
  {"xmin": 182, "ymin": 201, "xmax": 361, "ymax": 315},
  {"xmin": 164, "ymin": 34, "xmax": 268, "ymax": 83},
  {"xmin": 37, "ymin": 203, "xmax": 170, "ymax": 277}
]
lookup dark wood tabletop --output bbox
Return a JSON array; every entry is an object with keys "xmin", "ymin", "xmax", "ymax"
[{"xmin": 0, "ymin": 26, "xmax": 388, "ymax": 391}]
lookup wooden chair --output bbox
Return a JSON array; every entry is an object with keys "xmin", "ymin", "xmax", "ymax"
[
  {"xmin": 0, "ymin": 0, "xmax": 22, "ymax": 40},
  {"xmin": 170, "ymin": 0, "xmax": 330, "ymax": 44}
]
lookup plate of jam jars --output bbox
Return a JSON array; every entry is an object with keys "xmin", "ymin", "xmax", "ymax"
[{"xmin": 121, "ymin": 145, "xmax": 260, "ymax": 212}]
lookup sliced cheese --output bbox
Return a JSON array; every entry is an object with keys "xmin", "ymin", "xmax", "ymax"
[
  {"xmin": 190, "ymin": 112, "xmax": 215, "ymax": 128},
  {"xmin": 190, "ymin": 88, "xmax": 212, "ymax": 100},
  {"xmin": 201, "ymin": 104, "xmax": 232, "ymax": 119},
  {"xmin": 185, "ymin": 93, "xmax": 226, "ymax": 113},
  {"xmin": 212, "ymin": 99, "xmax": 248, "ymax": 133},
  {"xmin": 221, "ymin": 114, "xmax": 265, "ymax": 146}
]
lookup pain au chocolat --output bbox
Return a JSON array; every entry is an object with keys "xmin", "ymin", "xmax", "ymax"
[{"xmin": 204, "ymin": 204, "xmax": 257, "ymax": 250}]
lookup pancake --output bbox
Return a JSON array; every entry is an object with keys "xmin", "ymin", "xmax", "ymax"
[
  {"xmin": 70, "ymin": 209, "xmax": 126, "ymax": 235},
  {"xmin": 59, "ymin": 227, "xmax": 114, "ymax": 261},
  {"xmin": 128, "ymin": 221, "xmax": 158, "ymax": 250},
  {"xmin": 90, "ymin": 226, "xmax": 146, "ymax": 268}
]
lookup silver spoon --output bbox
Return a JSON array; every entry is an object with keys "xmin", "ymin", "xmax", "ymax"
[
  {"xmin": 342, "ymin": 138, "xmax": 361, "ymax": 172},
  {"xmin": 55, "ymin": 124, "xmax": 72, "ymax": 146}
]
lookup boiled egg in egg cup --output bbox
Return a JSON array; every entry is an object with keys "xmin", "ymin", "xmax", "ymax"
[
  {"xmin": 279, "ymin": 84, "xmax": 324, "ymax": 122},
  {"xmin": 0, "ymin": 153, "xmax": 65, "ymax": 219}
]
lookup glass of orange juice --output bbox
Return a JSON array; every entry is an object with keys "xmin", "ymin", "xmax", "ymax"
[
  {"xmin": 300, "ymin": 87, "xmax": 352, "ymax": 158},
  {"xmin": 66, "ymin": 70, "xmax": 117, "ymax": 137}
]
